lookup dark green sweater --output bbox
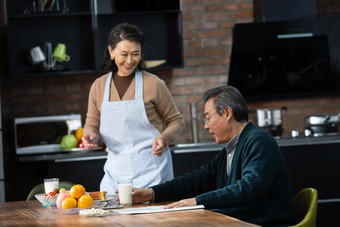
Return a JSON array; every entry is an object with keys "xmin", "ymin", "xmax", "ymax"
[{"xmin": 152, "ymin": 122, "xmax": 294, "ymax": 227}]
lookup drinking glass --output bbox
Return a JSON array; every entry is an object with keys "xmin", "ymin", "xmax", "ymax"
[
  {"xmin": 118, "ymin": 180, "xmax": 133, "ymax": 205},
  {"xmin": 44, "ymin": 178, "xmax": 59, "ymax": 194}
]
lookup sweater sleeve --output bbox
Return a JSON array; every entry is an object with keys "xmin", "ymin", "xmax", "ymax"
[
  {"xmin": 152, "ymin": 76, "xmax": 184, "ymax": 146},
  {"xmin": 84, "ymin": 76, "xmax": 103, "ymax": 129},
  {"xmin": 151, "ymin": 151, "xmax": 224, "ymax": 202}
]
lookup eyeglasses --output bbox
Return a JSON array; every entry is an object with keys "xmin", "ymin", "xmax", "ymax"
[{"xmin": 203, "ymin": 112, "xmax": 217, "ymax": 125}]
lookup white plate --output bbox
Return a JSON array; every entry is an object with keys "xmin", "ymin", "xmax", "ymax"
[
  {"xmin": 69, "ymin": 147, "xmax": 102, "ymax": 152},
  {"xmin": 145, "ymin": 60, "xmax": 166, "ymax": 68},
  {"xmin": 95, "ymin": 196, "xmax": 116, "ymax": 202},
  {"xmin": 49, "ymin": 202, "xmax": 107, "ymax": 215}
]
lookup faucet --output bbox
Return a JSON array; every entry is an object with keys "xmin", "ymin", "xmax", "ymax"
[{"xmin": 190, "ymin": 102, "xmax": 199, "ymax": 143}]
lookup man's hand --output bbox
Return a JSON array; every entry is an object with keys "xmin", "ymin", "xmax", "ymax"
[
  {"xmin": 131, "ymin": 188, "xmax": 154, "ymax": 204},
  {"xmin": 164, "ymin": 198, "xmax": 197, "ymax": 209}
]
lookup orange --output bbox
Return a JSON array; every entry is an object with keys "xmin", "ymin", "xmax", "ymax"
[
  {"xmin": 70, "ymin": 184, "xmax": 86, "ymax": 199},
  {"xmin": 78, "ymin": 194, "xmax": 93, "ymax": 209},
  {"xmin": 61, "ymin": 197, "xmax": 77, "ymax": 209},
  {"xmin": 75, "ymin": 128, "xmax": 84, "ymax": 141}
]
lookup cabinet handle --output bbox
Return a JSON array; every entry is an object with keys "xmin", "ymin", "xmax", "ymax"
[
  {"xmin": 172, "ymin": 147, "xmax": 222, "ymax": 154},
  {"xmin": 54, "ymin": 155, "xmax": 107, "ymax": 163},
  {"xmin": 318, "ymin": 198, "xmax": 340, "ymax": 203}
]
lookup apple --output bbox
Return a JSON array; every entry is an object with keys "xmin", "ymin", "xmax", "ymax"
[
  {"xmin": 77, "ymin": 140, "xmax": 84, "ymax": 149},
  {"xmin": 48, "ymin": 188, "xmax": 59, "ymax": 196},
  {"xmin": 56, "ymin": 190, "xmax": 71, "ymax": 209}
]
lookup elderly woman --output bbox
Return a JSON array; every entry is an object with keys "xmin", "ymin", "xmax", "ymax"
[{"xmin": 82, "ymin": 23, "xmax": 184, "ymax": 194}]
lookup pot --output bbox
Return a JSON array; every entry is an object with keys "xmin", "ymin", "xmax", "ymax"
[
  {"xmin": 251, "ymin": 107, "xmax": 287, "ymax": 128},
  {"xmin": 305, "ymin": 113, "xmax": 340, "ymax": 134},
  {"xmin": 305, "ymin": 114, "xmax": 340, "ymax": 126}
]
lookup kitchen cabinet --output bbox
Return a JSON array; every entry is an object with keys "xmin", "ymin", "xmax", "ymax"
[
  {"xmin": 48, "ymin": 157, "xmax": 106, "ymax": 192},
  {"xmin": 4, "ymin": 0, "xmax": 183, "ymax": 76},
  {"xmin": 170, "ymin": 142, "xmax": 224, "ymax": 177},
  {"xmin": 280, "ymin": 143, "xmax": 340, "ymax": 227}
]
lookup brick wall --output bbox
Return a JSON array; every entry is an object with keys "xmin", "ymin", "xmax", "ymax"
[
  {"xmin": 1, "ymin": 0, "xmax": 340, "ymax": 150},
  {"xmin": 317, "ymin": 0, "xmax": 340, "ymax": 18}
]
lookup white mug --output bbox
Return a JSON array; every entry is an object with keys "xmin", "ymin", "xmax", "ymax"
[{"xmin": 29, "ymin": 46, "xmax": 46, "ymax": 65}]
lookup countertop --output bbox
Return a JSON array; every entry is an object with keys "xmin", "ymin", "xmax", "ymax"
[
  {"xmin": 17, "ymin": 134, "xmax": 340, "ymax": 162},
  {"xmin": 17, "ymin": 149, "xmax": 108, "ymax": 162},
  {"xmin": 275, "ymin": 134, "xmax": 340, "ymax": 147},
  {"xmin": 171, "ymin": 134, "xmax": 340, "ymax": 153}
]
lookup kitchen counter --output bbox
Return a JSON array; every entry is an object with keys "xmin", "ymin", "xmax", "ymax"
[
  {"xmin": 17, "ymin": 149, "xmax": 107, "ymax": 162},
  {"xmin": 276, "ymin": 134, "xmax": 340, "ymax": 147},
  {"xmin": 17, "ymin": 134, "xmax": 340, "ymax": 162},
  {"xmin": 170, "ymin": 134, "xmax": 340, "ymax": 153}
]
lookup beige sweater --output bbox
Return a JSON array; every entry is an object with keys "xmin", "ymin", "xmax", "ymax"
[{"xmin": 84, "ymin": 70, "xmax": 184, "ymax": 146}]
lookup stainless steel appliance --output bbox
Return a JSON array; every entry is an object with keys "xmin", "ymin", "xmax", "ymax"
[
  {"xmin": 0, "ymin": 92, "xmax": 5, "ymax": 202},
  {"xmin": 305, "ymin": 113, "xmax": 340, "ymax": 136},
  {"xmin": 251, "ymin": 107, "xmax": 287, "ymax": 136},
  {"xmin": 14, "ymin": 114, "xmax": 82, "ymax": 155}
]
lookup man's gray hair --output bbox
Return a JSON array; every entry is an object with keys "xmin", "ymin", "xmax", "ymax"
[{"xmin": 203, "ymin": 86, "xmax": 249, "ymax": 123}]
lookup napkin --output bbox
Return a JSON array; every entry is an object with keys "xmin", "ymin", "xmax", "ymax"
[{"xmin": 112, "ymin": 205, "xmax": 205, "ymax": 214}]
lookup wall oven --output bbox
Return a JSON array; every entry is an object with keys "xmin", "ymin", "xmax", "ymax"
[{"xmin": 14, "ymin": 114, "xmax": 82, "ymax": 155}]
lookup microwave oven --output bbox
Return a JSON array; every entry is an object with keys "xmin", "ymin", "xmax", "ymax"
[{"xmin": 14, "ymin": 114, "xmax": 82, "ymax": 155}]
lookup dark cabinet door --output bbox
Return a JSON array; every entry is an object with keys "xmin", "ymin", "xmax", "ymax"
[
  {"xmin": 281, "ymin": 143, "xmax": 340, "ymax": 227},
  {"xmin": 49, "ymin": 159, "xmax": 106, "ymax": 192}
]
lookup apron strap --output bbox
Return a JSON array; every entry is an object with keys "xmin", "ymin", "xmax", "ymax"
[
  {"xmin": 135, "ymin": 70, "xmax": 143, "ymax": 100},
  {"xmin": 103, "ymin": 72, "xmax": 112, "ymax": 103}
]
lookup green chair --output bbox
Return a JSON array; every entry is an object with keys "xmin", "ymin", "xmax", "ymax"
[
  {"xmin": 289, "ymin": 188, "xmax": 318, "ymax": 227},
  {"xmin": 26, "ymin": 181, "xmax": 75, "ymax": 201}
]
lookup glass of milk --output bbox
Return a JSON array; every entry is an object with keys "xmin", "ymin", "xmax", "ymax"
[
  {"xmin": 44, "ymin": 178, "xmax": 59, "ymax": 194},
  {"xmin": 118, "ymin": 180, "xmax": 133, "ymax": 205}
]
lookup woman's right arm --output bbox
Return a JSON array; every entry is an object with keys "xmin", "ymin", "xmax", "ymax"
[{"xmin": 82, "ymin": 78, "xmax": 102, "ymax": 149}]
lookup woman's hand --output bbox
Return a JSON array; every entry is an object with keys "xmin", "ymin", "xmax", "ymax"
[
  {"xmin": 164, "ymin": 198, "xmax": 197, "ymax": 209},
  {"xmin": 152, "ymin": 136, "xmax": 165, "ymax": 157},
  {"xmin": 82, "ymin": 132, "xmax": 99, "ymax": 149}
]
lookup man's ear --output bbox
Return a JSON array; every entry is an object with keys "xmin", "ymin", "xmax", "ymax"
[{"xmin": 224, "ymin": 107, "xmax": 233, "ymax": 120}]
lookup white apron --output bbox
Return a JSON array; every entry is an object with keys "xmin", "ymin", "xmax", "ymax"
[{"xmin": 99, "ymin": 70, "xmax": 174, "ymax": 194}]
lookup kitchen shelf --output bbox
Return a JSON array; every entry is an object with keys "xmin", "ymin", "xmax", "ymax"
[
  {"xmin": 4, "ymin": 0, "xmax": 183, "ymax": 77},
  {"xmin": 9, "ymin": 12, "xmax": 92, "ymax": 19}
]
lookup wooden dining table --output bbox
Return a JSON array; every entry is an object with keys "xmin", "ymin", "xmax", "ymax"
[{"xmin": 0, "ymin": 200, "xmax": 259, "ymax": 226}]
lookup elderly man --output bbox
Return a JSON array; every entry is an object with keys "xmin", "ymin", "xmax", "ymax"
[{"xmin": 130, "ymin": 86, "xmax": 294, "ymax": 227}]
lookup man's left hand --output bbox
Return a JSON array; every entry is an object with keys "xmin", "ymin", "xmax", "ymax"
[{"xmin": 164, "ymin": 198, "xmax": 197, "ymax": 209}]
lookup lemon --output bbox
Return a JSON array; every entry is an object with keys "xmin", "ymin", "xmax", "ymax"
[{"xmin": 75, "ymin": 128, "xmax": 84, "ymax": 141}]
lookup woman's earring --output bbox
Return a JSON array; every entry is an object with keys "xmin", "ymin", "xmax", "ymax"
[{"xmin": 111, "ymin": 56, "xmax": 115, "ymax": 60}]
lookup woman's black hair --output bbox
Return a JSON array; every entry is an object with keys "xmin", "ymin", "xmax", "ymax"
[{"xmin": 102, "ymin": 22, "xmax": 146, "ymax": 72}]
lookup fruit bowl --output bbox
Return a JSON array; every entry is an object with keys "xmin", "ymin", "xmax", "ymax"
[{"xmin": 35, "ymin": 194, "xmax": 58, "ymax": 206}]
